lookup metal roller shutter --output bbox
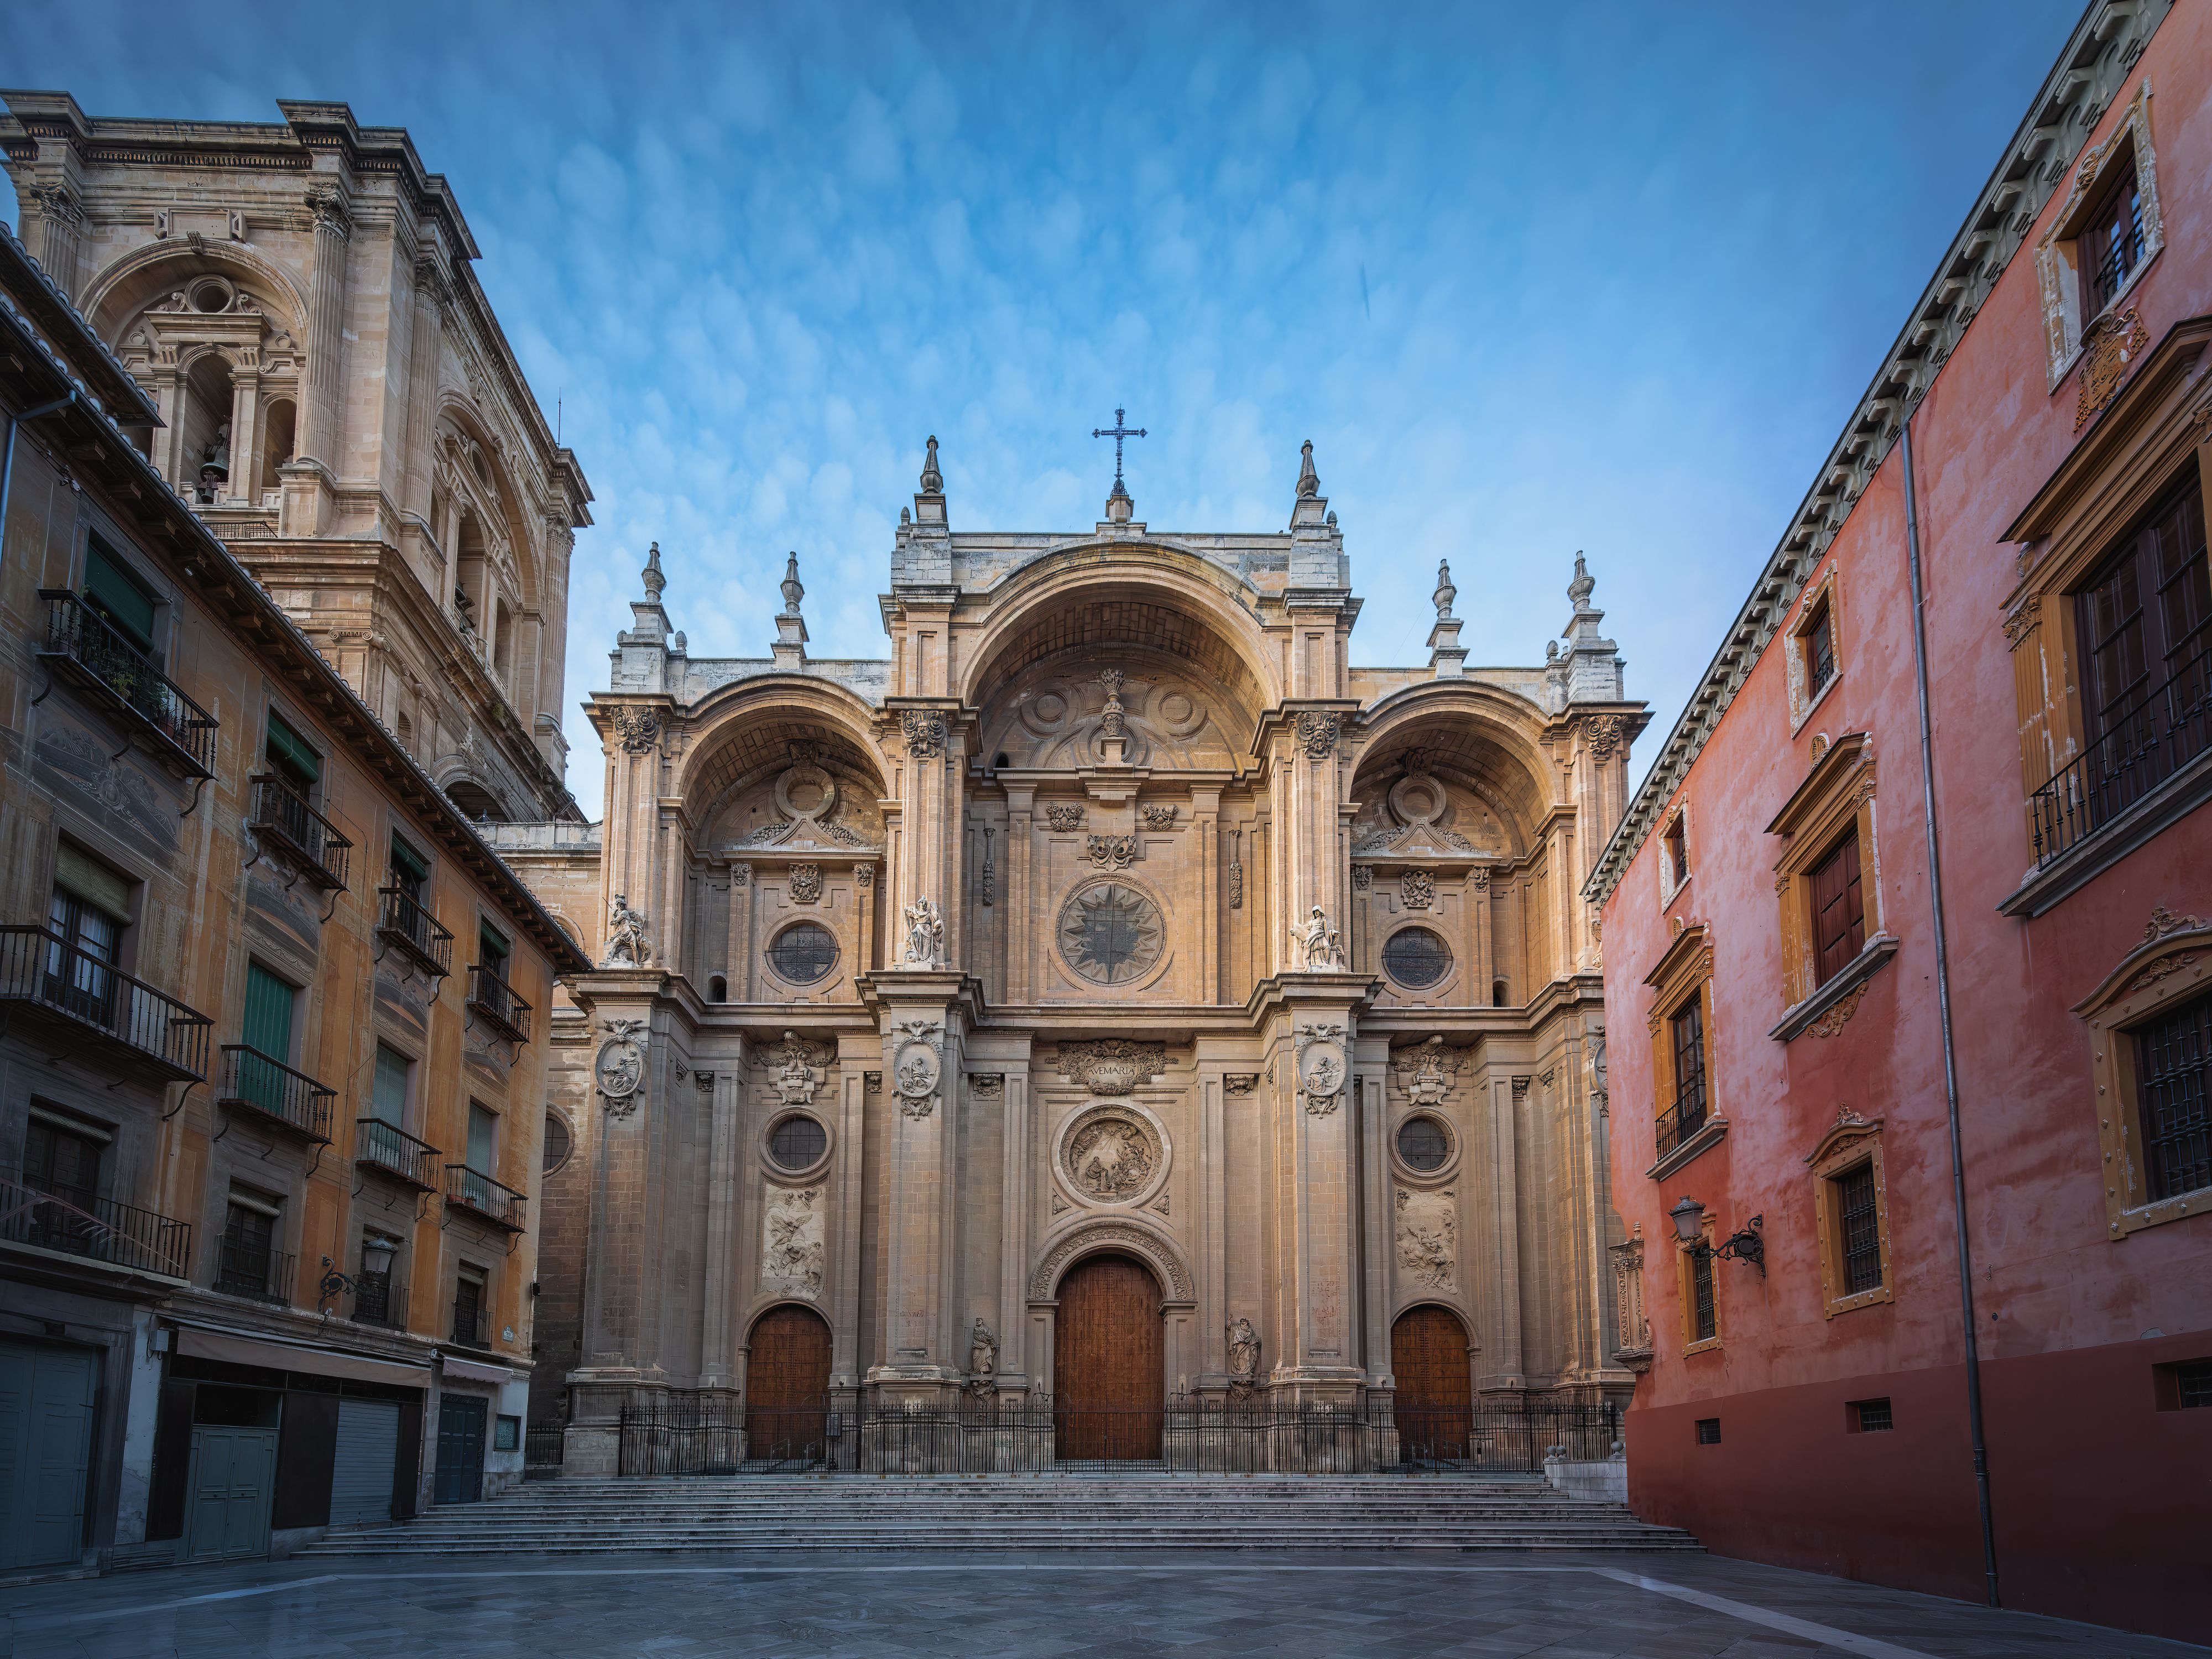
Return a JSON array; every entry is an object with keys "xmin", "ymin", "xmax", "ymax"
[{"xmin": 327, "ymin": 1399, "xmax": 399, "ymax": 1529}]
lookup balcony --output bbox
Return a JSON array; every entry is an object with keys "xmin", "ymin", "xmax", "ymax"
[
  {"xmin": 245, "ymin": 774, "xmax": 352, "ymax": 892},
  {"xmin": 349, "ymin": 1271, "xmax": 409, "ymax": 1332},
  {"xmin": 215, "ymin": 1045, "xmax": 335, "ymax": 1143},
  {"xmin": 0, "ymin": 925, "xmax": 211, "ymax": 1083},
  {"xmin": 376, "ymin": 886, "xmax": 453, "ymax": 978},
  {"xmin": 0, "ymin": 1165, "xmax": 192, "ymax": 1280},
  {"xmin": 445, "ymin": 1164, "xmax": 527, "ymax": 1233},
  {"xmin": 2028, "ymin": 646, "xmax": 2211, "ymax": 873},
  {"xmin": 467, "ymin": 963, "xmax": 533, "ymax": 1045},
  {"xmin": 215, "ymin": 1238, "xmax": 295, "ymax": 1305},
  {"xmin": 36, "ymin": 589, "xmax": 218, "ymax": 779},
  {"xmin": 1646, "ymin": 1084, "xmax": 1728, "ymax": 1183},
  {"xmin": 1655, "ymin": 1088, "xmax": 1709, "ymax": 1161},
  {"xmin": 355, "ymin": 1118, "xmax": 442, "ymax": 1191}
]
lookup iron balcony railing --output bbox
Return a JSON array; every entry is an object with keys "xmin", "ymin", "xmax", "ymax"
[
  {"xmin": 445, "ymin": 1164, "xmax": 527, "ymax": 1233},
  {"xmin": 216, "ymin": 1044, "xmax": 336, "ymax": 1143},
  {"xmin": 2030, "ymin": 646, "xmax": 2212, "ymax": 869},
  {"xmin": 36, "ymin": 589, "xmax": 218, "ymax": 778},
  {"xmin": 0, "ymin": 1165, "xmax": 192, "ymax": 1280},
  {"xmin": 1655, "ymin": 1086, "xmax": 1709, "ymax": 1160},
  {"xmin": 0, "ymin": 925, "xmax": 212, "ymax": 1083},
  {"xmin": 450, "ymin": 1297, "xmax": 492, "ymax": 1349},
  {"xmin": 467, "ymin": 963, "xmax": 532, "ymax": 1044},
  {"xmin": 215, "ymin": 1238, "xmax": 295, "ymax": 1305},
  {"xmin": 376, "ymin": 885, "xmax": 453, "ymax": 977},
  {"xmin": 350, "ymin": 1272, "xmax": 408, "ymax": 1332},
  {"xmin": 355, "ymin": 1118, "xmax": 441, "ymax": 1191},
  {"xmin": 245, "ymin": 774, "xmax": 352, "ymax": 892}
]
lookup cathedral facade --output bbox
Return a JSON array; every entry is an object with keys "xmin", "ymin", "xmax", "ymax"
[{"xmin": 510, "ymin": 444, "xmax": 1647, "ymax": 1471}]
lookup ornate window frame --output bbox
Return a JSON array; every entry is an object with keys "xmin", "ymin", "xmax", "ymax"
[
  {"xmin": 1996, "ymin": 317, "xmax": 2212, "ymax": 919},
  {"xmin": 1657, "ymin": 800, "xmax": 1692, "ymax": 911},
  {"xmin": 1379, "ymin": 920, "xmax": 1458, "ymax": 998},
  {"xmin": 2034, "ymin": 80, "xmax": 2165, "ymax": 394},
  {"xmin": 1642, "ymin": 922, "xmax": 1724, "ymax": 1180},
  {"xmin": 2073, "ymin": 908, "xmax": 2212, "ymax": 1239},
  {"xmin": 1389, "ymin": 1110, "xmax": 1460, "ymax": 1185},
  {"xmin": 1783, "ymin": 559, "xmax": 1845, "ymax": 734},
  {"xmin": 761, "ymin": 1108, "xmax": 835, "ymax": 1180},
  {"xmin": 1766, "ymin": 733, "xmax": 1898, "ymax": 1040},
  {"xmin": 1676, "ymin": 1214, "xmax": 1721, "ymax": 1357},
  {"xmin": 761, "ymin": 917, "xmax": 841, "ymax": 988},
  {"xmin": 1806, "ymin": 1108, "xmax": 1894, "ymax": 1319}
]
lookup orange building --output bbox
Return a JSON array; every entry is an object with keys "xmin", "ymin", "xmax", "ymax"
[{"xmin": 1587, "ymin": 1, "xmax": 2209, "ymax": 1642}]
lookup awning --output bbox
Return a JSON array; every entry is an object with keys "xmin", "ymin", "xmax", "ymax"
[
  {"xmin": 440, "ymin": 1355, "xmax": 515, "ymax": 1385},
  {"xmin": 178, "ymin": 1327, "xmax": 431, "ymax": 1388}
]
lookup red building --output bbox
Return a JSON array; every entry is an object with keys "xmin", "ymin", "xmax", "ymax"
[{"xmin": 1586, "ymin": 1, "xmax": 2209, "ymax": 1642}]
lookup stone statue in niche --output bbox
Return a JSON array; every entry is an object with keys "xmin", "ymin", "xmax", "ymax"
[
  {"xmin": 901, "ymin": 895, "xmax": 942, "ymax": 967},
  {"xmin": 602, "ymin": 891, "xmax": 652, "ymax": 967},
  {"xmin": 1226, "ymin": 1317, "xmax": 1262, "ymax": 1396},
  {"xmin": 1290, "ymin": 906, "xmax": 1345, "ymax": 971},
  {"xmin": 968, "ymin": 1319, "xmax": 999, "ymax": 1395}
]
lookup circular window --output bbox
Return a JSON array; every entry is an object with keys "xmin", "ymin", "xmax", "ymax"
[
  {"xmin": 1057, "ymin": 881, "xmax": 1165, "ymax": 986},
  {"xmin": 767, "ymin": 922, "xmax": 838, "ymax": 984},
  {"xmin": 1396, "ymin": 1117, "xmax": 1450, "ymax": 1172},
  {"xmin": 189, "ymin": 277, "xmax": 233, "ymax": 314},
  {"xmin": 542, "ymin": 1112, "xmax": 572, "ymax": 1175},
  {"xmin": 1382, "ymin": 927, "xmax": 1453, "ymax": 989},
  {"xmin": 768, "ymin": 1114, "xmax": 827, "ymax": 1171}
]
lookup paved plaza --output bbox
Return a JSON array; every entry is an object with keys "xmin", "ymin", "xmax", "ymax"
[{"xmin": 2, "ymin": 1553, "xmax": 2201, "ymax": 1659}]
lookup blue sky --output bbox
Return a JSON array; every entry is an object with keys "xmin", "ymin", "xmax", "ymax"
[{"xmin": 5, "ymin": 0, "xmax": 2079, "ymax": 822}]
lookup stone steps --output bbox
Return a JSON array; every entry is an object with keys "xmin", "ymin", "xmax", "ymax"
[{"xmin": 298, "ymin": 1475, "xmax": 1700, "ymax": 1557}]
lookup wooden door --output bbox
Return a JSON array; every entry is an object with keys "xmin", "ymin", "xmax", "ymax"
[
  {"xmin": 1391, "ymin": 1306, "xmax": 1472, "ymax": 1462},
  {"xmin": 1052, "ymin": 1254, "xmax": 1164, "ymax": 1459},
  {"xmin": 745, "ymin": 1306, "xmax": 831, "ymax": 1459},
  {"xmin": 185, "ymin": 1426, "xmax": 275, "ymax": 1561}
]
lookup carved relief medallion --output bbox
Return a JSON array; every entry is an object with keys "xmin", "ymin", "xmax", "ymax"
[
  {"xmin": 1295, "ymin": 1022, "xmax": 1348, "ymax": 1116},
  {"xmin": 890, "ymin": 1020, "xmax": 943, "ymax": 1118},
  {"xmin": 596, "ymin": 1018, "xmax": 648, "ymax": 1118},
  {"xmin": 1396, "ymin": 1188, "xmax": 1457, "ymax": 1291},
  {"xmin": 1058, "ymin": 881, "xmax": 1164, "ymax": 987},
  {"xmin": 788, "ymin": 864, "xmax": 822, "ymax": 904},
  {"xmin": 1061, "ymin": 1104, "xmax": 1165, "ymax": 1204},
  {"xmin": 761, "ymin": 1186, "xmax": 825, "ymax": 1298}
]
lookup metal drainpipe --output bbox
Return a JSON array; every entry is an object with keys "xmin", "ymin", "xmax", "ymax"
[
  {"xmin": 1901, "ymin": 411, "xmax": 2000, "ymax": 1608},
  {"xmin": 0, "ymin": 390, "xmax": 79, "ymax": 545}
]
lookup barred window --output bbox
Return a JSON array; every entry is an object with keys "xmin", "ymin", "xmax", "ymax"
[
  {"xmin": 1691, "ymin": 1247, "xmax": 1716, "ymax": 1343},
  {"xmin": 1396, "ymin": 1117, "xmax": 1449, "ymax": 1172},
  {"xmin": 1670, "ymin": 999, "xmax": 1707, "ymax": 1121},
  {"xmin": 1804, "ymin": 598, "xmax": 1837, "ymax": 695},
  {"xmin": 2136, "ymin": 988, "xmax": 2211, "ymax": 1202},
  {"xmin": 766, "ymin": 922, "xmax": 838, "ymax": 985},
  {"xmin": 769, "ymin": 1114, "xmax": 827, "ymax": 1171},
  {"xmin": 1382, "ymin": 927, "xmax": 1451, "ymax": 989},
  {"xmin": 1836, "ymin": 1161, "xmax": 1884, "ymax": 1295}
]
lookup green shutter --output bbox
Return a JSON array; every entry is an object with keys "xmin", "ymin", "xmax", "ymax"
[
  {"xmin": 241, "ymin": 963, "xmax": 295, "ymax": 1059},
  {"xmin": 264, "ymin": 712, "xmax": 321, "ymax": 786},
  {"xmin": 82, "ymin": 542, "xmax": 156, "ymax": 654},
  {"xmin": 467, "ymin": 1103, "xmax": 495, "ymax": 1172},
  {"xmin": 478, "ymin": 924, "xmax": 508, "ymax": 971},
  {"xmin": 389, "ymin": 836, "xmax": 429, "ymax": 883},
  {"xmin": 372, "ymin": 1045, "xmax": 409, "ymax": 1126}
]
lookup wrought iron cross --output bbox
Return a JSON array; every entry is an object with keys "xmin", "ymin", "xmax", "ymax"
[{"xmin": 1092, "ymin": 406, "xmax": 1146, "ymax": 494}]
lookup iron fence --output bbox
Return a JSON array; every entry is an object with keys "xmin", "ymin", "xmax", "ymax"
[
  {"xmin": 2030, "ymin": 645, "xmax": 2212, "ymax": 868},
  {"xmin": 525, "ymin": 1422, "xmax": 567, "ymax": 1478},
  {"xmin": 614, "ymin": 1391, "xmax": 1620, "ymax": 1477}
]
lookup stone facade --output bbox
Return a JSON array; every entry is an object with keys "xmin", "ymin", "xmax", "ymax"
[
  {"xmin": 0, "ymin": 93, "xmax": 594, "ymax": 825},
  {"xmin": 498, "ymin": 444, "xmax": 1648, "ymax": 1469}
]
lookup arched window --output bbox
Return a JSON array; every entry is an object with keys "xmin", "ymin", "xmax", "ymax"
[
  {"xmin": 181, "ymin": 354, "xmax": 234, "ymax": 502},
  {"xmin": 260, "ymin": 398, "xmax": 295, "ymax": 495}
]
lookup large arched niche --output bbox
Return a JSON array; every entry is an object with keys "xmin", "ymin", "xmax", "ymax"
[
  {"xmin": 434, "ymin": 397, "xmax": 541, "ymax": 611},
  {"xmin": 675, "ymin": 688, "xmax": 890, "ymax": 854},
  {"xmin": 1350, "ymin": 687, "xmax": 1554, "ymax": 858},
  {"xmin": 963, "ymin": 565, "xmax": 1275, "ymax": 770},
  {"xmin": 84, "ymin": 239, "xmax": 310, "ymax": 346}
]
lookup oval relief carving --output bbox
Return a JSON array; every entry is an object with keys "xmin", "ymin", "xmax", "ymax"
[{"xmin": 1054, "ymin": 1101, "xmax": 1170, "ymax": 1209}]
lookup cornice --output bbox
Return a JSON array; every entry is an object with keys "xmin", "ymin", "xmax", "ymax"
[{"xmin": 1584, "ymin": 0, "xmax": 2177, "ymax": 911}]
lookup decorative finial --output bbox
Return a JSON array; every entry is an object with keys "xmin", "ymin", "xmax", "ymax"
[
  {"xmin": 920, "ymin": 435, "xmax": 943, "ymax": 494},
  {"xmin": 1326, "ymin": 509, "xmax": 1337, "ymax": 527},
  {"xmin": 780, "ymin": 552, "xmax": 804, "ymax": 616},
  {"xmin": 1433, "ymin": 560, "xmax": 1456, "ymax": 619},
  {"xmin": 900, "ymin": 505, "xmax": 911, "ymax": 525},
  {"xmin": 1296, "ymin": 439, "xmax": 1320, "ymax": 499},
  {"xmin": 1546, "ymin": 639, "xmax": 1559, "ymax": 661},
  {"xmin": 1568, "ymin": 551, "xmax": 1595, "ymax": 606},
  {"xmin": 641, "ymin": 541, "xmax": 665, "ymax": 600},
  {"xmin": 1092, "ymin": 407, "xmax": 1146, "ymax": 503}
]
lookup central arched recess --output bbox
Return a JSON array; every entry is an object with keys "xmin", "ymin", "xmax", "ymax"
[
  {"xmin": 745, "ymin": 1305, "xmax": 831, "ymax": 1462},
  {"xmin": 1053, "ymin": 1253, "xmax": 1164, "ymax": 1460},
  {"xmin": 1391, "ymin": 1306, "xmax": 1472, "ymax": 1463}
]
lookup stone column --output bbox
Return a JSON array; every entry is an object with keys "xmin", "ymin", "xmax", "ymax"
[
  {"xmin": 1196, "ymin": 1062, "xmax": 1230, "ymax": 1391},
  {"xmin": 995, "ymin": 1063, "xmax": 1034, "ymax": 1394},
  {"xmin": 1263, "ymin": 979, "xmax": 1368, "ymax": 1408},
  {"xmin": 828, "ymin": 1045, "xmax": 872, "ymax": 1465},
  {"xmin": 282, "ymin": 180, "xmax": 351, "ymax": 535},
  {"xmin": 1191, "ymin": 784, "xmax": 1220, "ymax": 1000},
  {"xmin": 401, "ymin": 253, "xmax": 447, "ymax": 526},
  {"xmin": 727, "ymin": 864, "xmax": 754, "ymax": 1000},
  {"xmin": 1479, "ymin": 1074, "xmax": 1527, "ymax": 1391},
  {"xmin": 1357, "ymin": 1050, "xmax": 1393, "ymax": 1387},
  {"xmin": 697, "ymin": 1056, "xmax": 747, "ymax": 1390},
  {"xmin": 867, "ymin": 973, "xmax": 968, "ymax": 1402},
  {"xmin": 1002, "ymin": 783, "xmax": 1034, "ymax": 1003},
  {"xmin": 23, "ymin": 183, "xmax": 85, "ymax": 300},
  {"xmin": 226, "ymin": 376, "xmax": 259, "ymax": 507}
]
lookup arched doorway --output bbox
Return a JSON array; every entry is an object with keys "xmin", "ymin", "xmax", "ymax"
[
  {"xmin": 1391, "ymin": 1305, "xmax": 1472, "ymax": 1463},
  {"xmin": 1052, "ymin": 1253, "xmax": 1163, "ymax": 1460},
  {"xmin": 745, "ymin": 1305, "xmax": 830, "ymax": 1463}
]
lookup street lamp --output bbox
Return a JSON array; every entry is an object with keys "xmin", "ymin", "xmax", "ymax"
[
  {"xmin": 1668, "ymin": 1195, "xmax": 1766, "ymax": 1275},
  {"xmin": 320, "ymin": 1237, "xmax": 399, "ymax": 1310}
]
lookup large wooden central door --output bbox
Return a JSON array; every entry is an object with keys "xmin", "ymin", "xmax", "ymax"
[
  {"xmin": 745, "ymin": 1306, "xmax": 831, "ymax": 1460},
  {"xmin": 1391, "ymin": 1305, "xmax": 1472, "ymax": 1462},
  {"xmin": 1053, "ymin": 1253, "xmax": 1164, "ymax": 1459}
]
